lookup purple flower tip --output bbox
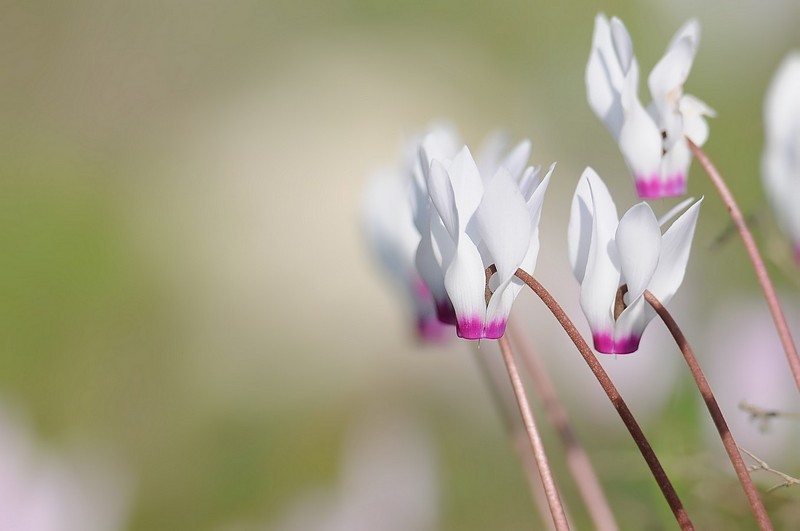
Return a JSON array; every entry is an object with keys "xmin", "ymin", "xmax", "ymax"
[
  {"xmin": 416, "ymin": 317, "xmax": 452, "ymax": 343},
  {"xmin": 634, "ymin": 173, "xmax": 687, "ymax": 199},
  {"xmin": 456, "ymin": 315, "xmax": 484, "ymax": 340},
  {"xmin": 483, "ymin": 319, "xmax": 507, "ymax": 340},
  {"xmin": 592, "ymin": 332, "xmax": 640, "ymax": 354}
]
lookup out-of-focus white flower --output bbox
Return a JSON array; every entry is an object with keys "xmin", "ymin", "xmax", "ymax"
[
  {"xmin": 568, "ymin": 167, "xmax": 701, "ymax": 353},
  {"xmin": 586, "ymin": 14, "xmax": 714, "ymax": 198},
  {"xmin": 762, "ymin": 52, "xmax": 800, "ymax": 263},
  {"xmin": 702, "ymin": 298, "xmax": 800, "ymax": 469},
  {"xmin": 0, "ymin": 404, "xmax": 129, "ymax": 531},
  {"xmin": 364, "ymin": 167, "xmax": 450, "ymax": 342},
  {"xmin": 419, "ymin": 138, "xmax": 553, "ymax": 339}
]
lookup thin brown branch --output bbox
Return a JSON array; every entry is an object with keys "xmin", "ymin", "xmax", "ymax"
[
  {"xmin": 514, "ymin": 269, "xmax": 694, "ymax": 530},
  {"xmin": 508, "ymin": 321, "xmax": 619, "ymax": 531},
  {"xmin": 688, "ymin": 139, "xmax": 800, "ymax": 392},
  {"xmin": 645, "ymin": 290, "xmax": 773, "ymax": 530},
  {"xmin": 739, "ymin": 401, "xmax": 800, "ymax": 433},
  {"xmin": 471, "ymin": 349, "xmax": 559, "ymax": 531},
  {"xmin": 497, "ymin": 335, "xmax": 571, "ymax": 531}
]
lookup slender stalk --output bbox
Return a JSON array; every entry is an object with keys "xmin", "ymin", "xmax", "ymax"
[
  {"xmin": 514, "ymin": 269, "xmax": 694, "ymax": 530},
  {"xmin": 508, "ymin": 321, "xmax": 619, "ymax": 531},
  {"xmin": 689, "ymin": 140, "xmax": 800, "ymax": 392},
  {"xmin": 471, "ymin": 349, "xmax": 559, "ymax": 531},
  {"xmin": 497, "ymin": 334, "xmax": 571, "ymax": 531},
  {"xmin": 644, "ymin": 290, "xmax": 773, "ymax": 530}
]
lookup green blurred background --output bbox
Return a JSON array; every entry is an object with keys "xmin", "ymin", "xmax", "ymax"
[{"xmin": 1, "ymin": 0, "xmax": 799, "ymax": 529}]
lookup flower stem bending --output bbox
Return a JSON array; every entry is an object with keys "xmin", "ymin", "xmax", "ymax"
[
  {"xmin": 514, "ymin": 269, "xmax": 694, "ymax": 530},
  {"xmin": 644, "ymin": 290, "xmax": 773, "ymax": 531},
  {"xmin": 688, "ymin": 140, "xmax": 800, "ymax": 392},
  {"xmin": 508, "ymin": 321, "xmax": 619, "ymax": 531}
]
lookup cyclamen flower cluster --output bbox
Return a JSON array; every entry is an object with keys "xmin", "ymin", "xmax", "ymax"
[
  {"xmin": 762, "ymin": 52, "xmax": 800, "ymax": 263},
  {"xmin": 587, "ymin": 14, "xmax": 714, "ymax": 198},
  {"xmin": 365, "ymin": 126, "xmax": 553, "ymax": 341}
]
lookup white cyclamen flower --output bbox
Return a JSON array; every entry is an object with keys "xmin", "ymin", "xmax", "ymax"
[
  {"xmin": 421, "ymin": 141, "xmax": 552, "ymax": 339},
  {"xmin": 568, "ymin": 167, "xmax": 702, "ymax": 354},
  {"xmin": 586, "ymin": 14, "xmax": 714, "ymax": 198},
  {"xmin": 762, "ymin": 52, "xmax": 800, "ymax": 263},
  {"xmin": 363, "ymin": 167, "xmax": 449, "ymax": 342}
]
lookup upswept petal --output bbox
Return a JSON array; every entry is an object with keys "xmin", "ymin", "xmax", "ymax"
[
  {"xmin": 658, "ymin": 196, "xmax": 696, "ymax": 227},
  {"xmin": 666, "ymin": 18, "xmax": 700, "ymax": 57},
  {"xmin": 764, "ymin": 52, "xmax": 800, "ymax": 143},
  {"xmin": 500, "ymin": 139, "xmax": 532, "ymax": 181},
  {"xmin": 415, "ymin": 216, "xmax": 454, "ymax": 323},
  {"xmin": 609, "ymin": 16, "xmax": 634, "ymax": 73},
  {"xmin": 647, "ymin": 198, "xmax": 703, "ymax": 305},
  {"xmin": 579, "ymin": 172, "xmax": 622, "ymax": 344},
  {"xmin": 648, "ymin": 36, "xmax": 694, "ymax": 145},
  {"xmin": 426, "ymin": 160, "xmax": 460, "ymax": 239},
  {"xmin": 444, "ymin": 238, "xmax": 488, "ymax": 340},
  {"xmin": 618, "ymin": 71, "xmax": 663, "ymax": 196},
  {"xmin": 518, "ymin": 166, "xmax": 540, "ymax": 201},
  {"xmin": 568, "ymin": 169, "xmax": 595, "ymax": 283},
  {"xmin": 586, "ymin": 14, "xmax": 625, "ymax": 138},
  {"xmin": 477, "ymin": 168, "xmax": 532, "ymax": 283},
  {"xmin": 616, "ymin": 203, "xmax": 661, "ymax": 302},
  {"xmin": 448, "ymin": 147, "xmax": 484, "ymax": 221},
  {"xmin": 680, "ymin": 94, "xmax": 715, "ymax": 146}
]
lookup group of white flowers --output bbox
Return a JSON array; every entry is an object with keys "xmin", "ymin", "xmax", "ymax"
[{"xmin": 366, "ymin": 13, "xmax": 800, "ymax": 353}]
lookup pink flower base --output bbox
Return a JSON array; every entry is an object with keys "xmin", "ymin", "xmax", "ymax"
[
  {"xmin": 483, "ymin": 319, "xmax": 507, "ymax": 340},
  {"xmin": 634, "ymin": 173, "xmax": 686, "ymax": 199},
  {"xmin": 456, "ymin": 315, "xmax": 484, "ymax": 340},
  {"xmin": 592, "ymin": 332, "xmax": 640, "ymax": 354},
  {"xmin": 416, "ymin": 316, "xmax": 452, "ymax": 343}
]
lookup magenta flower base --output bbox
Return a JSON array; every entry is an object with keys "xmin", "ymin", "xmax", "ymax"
[
  {"xmin": 634, "ymin": 173, "xmax": 687, "ymax": 198},
  {"xmin": 456, "ymin": 316, "xmax": 484, "ymax": 340},
  {"xmin": 592, "ymin": 332, "xmax": 641, "ymax": 354}
]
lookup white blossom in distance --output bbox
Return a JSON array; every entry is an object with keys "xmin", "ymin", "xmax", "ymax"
[
  {"xmin": 568, "ymin": 167, "xmax": 702, "ymax": 354},
  {"xmin": 419, "ymin": 137, "xmax": 553, "ymax": 340},
  {"xmin": 364, "ymin": 166, "xmax": 450, "ymax": 342},
  {"xmin": 762, "ymin": 52, "xmax": 800, "ymax": 263},
  {"xmin": 586, "ymin": 14, "xmax": 714, "ymax": 198}
]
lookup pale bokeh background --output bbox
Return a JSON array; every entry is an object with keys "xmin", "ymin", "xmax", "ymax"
[{"xmin": 1, "ymin": 1, "xmax": 799, "ymax": 529}]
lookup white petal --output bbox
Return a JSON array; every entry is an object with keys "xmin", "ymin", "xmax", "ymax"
[
  {"xmin": 518, "ymin": 166, "xmax": 540, "ymax": 201},
  {"xmin": 500, "ymin": 139, "xmax": 532, "ymax": 180},
  {"xmin": 476, "ymin": 129, "xmax": 509, "ymax": 178},
  {"xmin": 764, "ymin": 52, "xmax": 800, "ymax": 145},
  {"xmin": 619, "ymin": 71, "xmax": 663, "ymax": 195},
  {"xmin": 610, "ymin": 16, "xmax": 634, "ymax": 73},
  {"xmin": 415, "ymin": 217, "xmax": 452, "ymax": 321},
  {"xmin": 477, "ymin": 168, "xmax": 532, "ymax": 283},
  {"xmin": 648, "ymin": 198, "xmax": 703, "ymax": 305},
  {"xmin": 667, "ymin": 18, "xmax": 700, "ymax": 56},
  {"xmin": 448, "ymin": 146, "xmax": 484, "ymax": 221},
  {"xmin": 568, "ymin": 167, "xmax": 617, "ymax": 283},
  {"xmin": 616, "ymin": 203, "xmax": 661, "ymax": 301},
  {"xmin": 579, "ymin": 172, "xmax": 622, "ymax": 344},
  {"xmin": 680, "ymin": 94, "xmax": 715, "ymax": 146},
  {"xmin": 426, "ymin": 160, "xmax": 459, "ymax": 239},
  {"xmin": 648, "ymin": 36, "xmax": 694, "ymax": 119},
  {"xmin": 657, "ymin": 136, "xmax": 691, "ymax": 197},
  {"xmin": 586, "ymin": 14, "xmax": 625, "ymax": 138},
  {"xmin": 658, "ymin": 196, "xmax": 696, "ymax": 227},
  {"xmin": 612, "ymin": 295, "xmax": 651, "ymax": 353},
  {"xmin": 444, "ymin": 238, "xmax": 488, "ymax": 340}
]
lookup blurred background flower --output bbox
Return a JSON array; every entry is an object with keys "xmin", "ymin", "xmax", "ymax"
[{"xmin": 1, "ymin": 0, "xmax": 799, "ymax": 529}]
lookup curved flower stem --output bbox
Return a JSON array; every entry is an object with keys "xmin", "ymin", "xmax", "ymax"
[
  {"xmin": 514, "ymin": 269, "xmax": 694, "ymax": 530},
  {"xmin": 471, "ymin": 349, "xmax": 560, "ymax": 531},
  {"xmin": 497, "ymin": 334, "xmax": 571, "ymax": 531},
  {"xmin": 508, "ymin": 321, "xmax": 619, "ymax": 531},
  {"xmin": 688, "ymin": 139, "xmax": 800, "ymax": 392},
  {"xmin": 644, "ymin": 290, "xmax": 773, "ymax": 530}
]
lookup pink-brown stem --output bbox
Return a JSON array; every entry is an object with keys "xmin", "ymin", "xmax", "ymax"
[
  {"xmin": 689, "ymin": 140, "xmax": 800, "ymax": 392},
  {"xmin": 471, "ymin": 349, "xmax": 559, "ymax": 531},
  {"xmin": 514, "ymin": 269, "xmax": 694, "ymax": 530},
  {"xmin": 497, "ymin": 334, "xmax": 571, "ymax": 531},
  {"xmin": 508, "ymin": 321, "xmax": 619, "ymax": 531},
  {"xmin": 644, "ymin": 290, "xmax": 773, "ymax": 530}
]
